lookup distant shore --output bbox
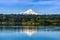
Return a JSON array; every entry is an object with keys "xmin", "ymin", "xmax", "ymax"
[{"xmin": 0, "ymin": 14, "xmax": 60, "ymax": 26}]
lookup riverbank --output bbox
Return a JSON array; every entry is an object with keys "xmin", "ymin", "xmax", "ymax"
[{"xmin": 0, "ymin": 14, "xmax": 60, "ymax": 26}]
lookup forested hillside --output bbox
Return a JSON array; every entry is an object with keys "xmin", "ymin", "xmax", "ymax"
[{"xmin": 0, "ymin": 14, "xmax": 60, "ymax": 26}]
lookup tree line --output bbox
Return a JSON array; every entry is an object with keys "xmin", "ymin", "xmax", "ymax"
[{"xmin": 0, "ymin": 14, "xmax": 60, "ymax": 26}]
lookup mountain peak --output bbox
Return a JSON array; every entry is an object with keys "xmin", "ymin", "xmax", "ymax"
[
  {"xmin": 27, "ymin": 9, "xmax": 33, "ymax": 12},
  {"xmin": 23, "ymin": 9, "xmax": 38, "ymax": 15}
]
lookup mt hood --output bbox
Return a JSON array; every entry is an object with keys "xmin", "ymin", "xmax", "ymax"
[{"xmin": 23, "ymin": 9, "xmax": 38, "ymax": 15}]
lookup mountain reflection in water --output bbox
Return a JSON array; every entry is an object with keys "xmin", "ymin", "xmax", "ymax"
[
  {"xmin": 22, "ymin": 29, "xmax": 37, "ymax": 36},
  {"xmin": 0, "ymin": 26, "xmax": 60, "ymax": 40}
]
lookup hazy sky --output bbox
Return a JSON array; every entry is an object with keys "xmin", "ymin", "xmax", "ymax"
[{"xmin": 0, "ymin": 0, "xmax": 60, "ymax": 14}]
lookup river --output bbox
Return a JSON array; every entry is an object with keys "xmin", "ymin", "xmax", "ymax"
[{"xmin": 0, "ymin": 26, "xmax": 60, "ymax": 40}]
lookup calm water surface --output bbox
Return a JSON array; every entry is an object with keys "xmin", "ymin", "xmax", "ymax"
[{"xmin": 0, "ymin": 26, "xmax": 60, "ymax": 40}]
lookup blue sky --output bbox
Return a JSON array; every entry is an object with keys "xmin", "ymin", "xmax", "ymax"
[{"xmin": 0, "ymin": 0, "xmax": 60, "ymax": 14}]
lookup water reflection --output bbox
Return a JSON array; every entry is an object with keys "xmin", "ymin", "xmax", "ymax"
[
  {"xmin": 0, "ymin": 26, "xmax": 60, "ymax": 40},
  {"xmin": 22, "ymin": 29, "xmax": 37, "ymax": 36},
  {"xmin": 0, "ymin": 26, "xmax": 60, "ymax": 31}
]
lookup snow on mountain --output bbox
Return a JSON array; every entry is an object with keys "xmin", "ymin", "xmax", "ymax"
[{"xmin": 23, "ymin": 9, "xmax": 38, "ymax": 15}]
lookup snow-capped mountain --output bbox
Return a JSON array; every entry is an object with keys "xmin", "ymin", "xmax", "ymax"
[{"xmin": 23, "ymin": 9, "xmax": 38, "ymax": 15}]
